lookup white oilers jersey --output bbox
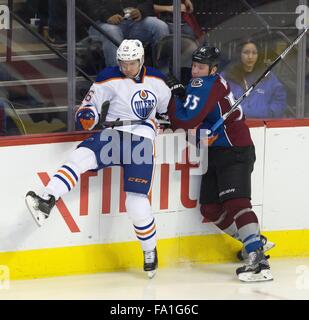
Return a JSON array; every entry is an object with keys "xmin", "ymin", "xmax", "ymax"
[{"xmin": 81, "ymin": 66, "xmax": 171, "ymax": 141}]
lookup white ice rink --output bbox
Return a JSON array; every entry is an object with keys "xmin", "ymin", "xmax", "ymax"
[{"xmin": 1, "ymin": 257, "xmax": 309, "ymax": 300}]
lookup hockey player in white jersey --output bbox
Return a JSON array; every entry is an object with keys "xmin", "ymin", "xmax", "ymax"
[{"xmin": 25, "ymin": 39, "xmax": 171, "ymax": 279}]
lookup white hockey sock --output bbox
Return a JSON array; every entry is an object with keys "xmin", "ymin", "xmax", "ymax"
[
  {"xmin": 43, "ymin": 147, "xmax": 98, "ymax": 200},
  {"xmin": 126, "ymin": 192, "xmax": 156, "ymax": 252},
  {"xmin": 44, "ymin": 161, "xmax": 80, "ymax": 200},
  {"xmin": 133, "ymin": 217, "xmax": 156, "ymax": 252}
]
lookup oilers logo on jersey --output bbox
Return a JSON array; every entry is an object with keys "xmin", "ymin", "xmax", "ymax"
[{"xmin": 131, "ymin": 90, "xmax": 157, "ymax": 120}]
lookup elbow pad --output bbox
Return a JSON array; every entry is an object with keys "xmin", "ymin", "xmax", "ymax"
[{"xmin": 75, "ymin": 105, "xmax": 99, "ymax": 131}]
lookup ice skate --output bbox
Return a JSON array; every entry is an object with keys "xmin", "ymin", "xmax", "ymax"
[
  {"xmin": 143, "ymin": 247, "xmax": 158, "ymax": 279},
  {"xmin": 237, "ymin": 235, "xmax": 275, "ymax": 261},
  {"xmin": 25, "ymin": 191, "xmax": 55, "ymax": 227},
  {"xmin": 236, "ymin": 248, "xmax": 273, "ymax": 282}
]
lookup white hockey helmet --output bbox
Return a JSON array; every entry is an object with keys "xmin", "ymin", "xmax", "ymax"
[{"xmin": 116, "ymin": 39, "xmax": 144, "ymax": 65}]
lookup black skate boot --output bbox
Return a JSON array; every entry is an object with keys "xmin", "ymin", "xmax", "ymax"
[
  {"xmin": 236, "ymin": 247, "xmax": 273, "ymax": 282},
  {"xmin": 237, "ymin": 235, "xmax": 275, "ymax": 261},
  {"xmin": 25, "ymin": 191, "xmax": 56, "ymax": 227},
  {"xmin": 143, "ymin": 247, "xmax": 158, "ymax": 279}
]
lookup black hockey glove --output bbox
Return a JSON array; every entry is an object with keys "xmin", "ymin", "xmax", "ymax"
[
  {"xmin": 156, "ymin": 112, "xmax": 170, "ymax": 129},
  {"xmin": 165, "ymin": 74, "xmax": 186, "ymax": 101},
  {"xmin": 156, "ymin": 112, "xmax": 169, "ymax": 122}
]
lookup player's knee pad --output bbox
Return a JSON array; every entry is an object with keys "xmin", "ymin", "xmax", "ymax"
[
  {"xmin": 125, "ymin": 192, "xmax": 152, "ymax": 222},
  {"xmin": 66, "ymin": 147, "xmax": 98, "ymax": 174},
  {"xmin": 200, "ymin": 203, "xmax": 224, "ymax": 222},
  {"xmin": 223, "ymin": 198, "xmax": 252, "ymax": 218}
]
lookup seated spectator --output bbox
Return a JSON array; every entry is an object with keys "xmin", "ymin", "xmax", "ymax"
[
  {"xmin": 153, "ymin": 0, "xmax": 204, "ymax": 42},
  {"xmin": 222, "ymin": 39, "xmax": 287, "ymax": 119},
  {"xmin": 85, "ymin": 0, "xmax": 169, "ymax": 66}
]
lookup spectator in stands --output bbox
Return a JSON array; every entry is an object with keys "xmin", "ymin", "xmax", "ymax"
[
  {"xmin": 153, "ymin": 0, "xmax": 204, "ymax": 42},
  {"xmin": 85, "ymin": 0, "xmax": 169, "ymax": 66},
  {"xmin": 222, "ymin": 39, "xmax": 287, "ymax": 119}
]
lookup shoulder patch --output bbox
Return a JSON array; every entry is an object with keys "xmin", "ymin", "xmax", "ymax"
[{"xmin": 191, "ymin": 78, "xmax": 204, "ymax": 88}]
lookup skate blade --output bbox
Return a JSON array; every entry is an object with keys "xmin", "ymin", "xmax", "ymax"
[
  {"xmin": 147, "ymin": 269, "xmax": 157, "ymax": 279},
  {"xmin": 25, "ymin": 195, "xmax": 46, "ymax": 227},
  {"xmin": 238, "ymin": 269, "xmax": 273, "ymax": 282},
  {"xmin": 264, "ymin": 241, "xmax": 275, "ymax": 253}
]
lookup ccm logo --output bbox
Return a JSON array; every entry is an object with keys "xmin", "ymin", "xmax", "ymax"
[{"xmin": 128, "ymin": 177, "xmax": 149, "ymax": 184}]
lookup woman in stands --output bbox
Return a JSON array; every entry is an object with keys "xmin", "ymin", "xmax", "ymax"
[{"xmin": 222, "ymin": 39, "xmax": 287, "ymax": 119}]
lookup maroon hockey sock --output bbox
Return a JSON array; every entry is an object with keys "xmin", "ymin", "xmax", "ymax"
[
  {"xmin": 200, "ymin": 203, "xmax": 240, "ymax": 240},
  {"xmin": 223, "ymin": 198, "xmax": 262, "ymax": 250}
]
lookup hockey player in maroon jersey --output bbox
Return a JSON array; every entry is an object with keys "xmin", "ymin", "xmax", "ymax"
[{"xmin": 166, "ymin": 45, "xmax": 274, "ymax": 282}]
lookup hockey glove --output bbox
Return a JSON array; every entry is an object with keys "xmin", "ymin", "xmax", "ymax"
[
  {"xmin": 199, "ymin": 129, "xmax": 219, "ymax": 147},
  {"xmin": 156, "ymin": 112, "xmax": 170, "ymax": 129},
  {"xmin": 156, "ymin": 112, "xmax": 169, "ymax": 122},
  {"xmin": 165, "ymin": 74, "xmax": 186, "ymax": 100},
  {"xmin": 75, "ymin": 105, "xmax": 98, "ymax": 131}
]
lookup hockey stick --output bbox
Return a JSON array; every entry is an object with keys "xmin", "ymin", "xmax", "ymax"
[
  {"xmin": 0, "ymin": 98, "xmax": 27, "ymax": 134},
  {"xmin": 102, "ymin": 118, "xmax": 171, "ymax": 128},
  {"xmin": 99, "ymin": 101, "xmax": 170, "ymax": 128},
  {"xmin": 102, "ymin": 119, "xmax": 146, "ymax": 127},
  {"xmin": 98, "ymin": 101, "xmax": 144, "ymax": 127},
  {"xmin": 210, "ymin": 27, "xmax": 308, "ymax": 134},
  {"xmin": 240, "ymin": 0, "xmax": 296, "ymax": 76}
]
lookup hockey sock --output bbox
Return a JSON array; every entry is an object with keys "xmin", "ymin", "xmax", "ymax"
[
  {"xmin": 126, "ymin": 192, "xmax": 156, "ymax": 251},
  {"xmin": 223, "ymin": 198, "xmax": 263, "ymax": 253},
  {"xmin": 43, "ymin": 147, "xmax": 98, "ymax": 200},
  {"xmin": 200, "ymin": 203, "xmax": 241, "ymax": 241},
  {"xmin": 133, "ymin": 217, "xmax": 156, "ymax": 252},
  {"xmin": 43, "ymin": 162, "xmax": 79, "ymax": 200}
]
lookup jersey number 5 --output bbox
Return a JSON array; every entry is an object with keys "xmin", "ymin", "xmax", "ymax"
[{"xmin": 184, "ymin": 94, "xmax": 200, "ymax": 110}]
